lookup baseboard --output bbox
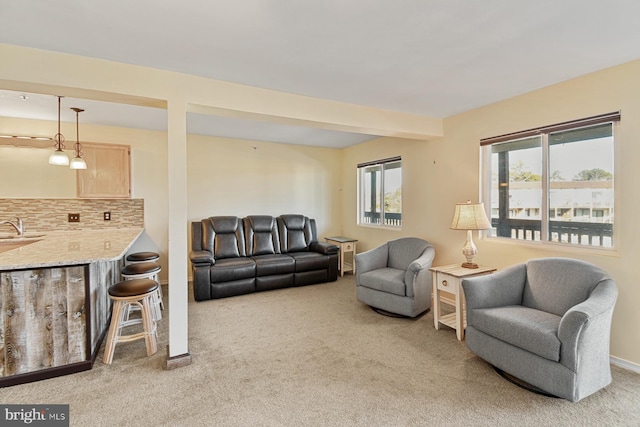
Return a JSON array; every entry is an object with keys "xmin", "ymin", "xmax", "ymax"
[
  {"xmin": 165, "ymin": 347, "xmax": 192, "ymax": 370},
  {"xmin": 610, "ymin": 356, "xmax": 640, "ymax": 373}
]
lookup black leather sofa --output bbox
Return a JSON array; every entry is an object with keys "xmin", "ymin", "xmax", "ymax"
[{"xmin": 190, "ymin": 214, "xmax": 339, "ymax": 301}]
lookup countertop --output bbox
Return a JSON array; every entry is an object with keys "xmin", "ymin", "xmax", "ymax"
[{"xmin": 0, "ymin": 228, "xmax": 144, "ymax": 270}]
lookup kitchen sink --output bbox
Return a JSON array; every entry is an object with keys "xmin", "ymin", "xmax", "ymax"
[
  {"xmin": 0, "ymin": 234, "xmax": 44, "ymax": 254},
  {"xmin": 0, "ymin": 233, "xmax": 45, "ymax": 240}
]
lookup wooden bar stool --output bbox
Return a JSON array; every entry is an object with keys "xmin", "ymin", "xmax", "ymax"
[
  {"xmin": 103, "ymin": 278, "xmax": 158, "ymax": 365},
  {"xmin": 126, "ymin": 251, "xmax": 160, "ymax": 264},
  {"xmin": 121, "ymin": 261, "xmax": 163, "ymax": 321}
]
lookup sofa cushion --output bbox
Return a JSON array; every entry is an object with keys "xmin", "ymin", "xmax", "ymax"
[
  {"xmin": 244, "ymin": 216, "xmax": 280, "ymax": 256},
  {"xmin": 253, "ymin": 254, "xmax": 295, "ymax": 276},
  {"xmin": 211, "ymin": 257, "xmax": 256, "ymax": 282},
  {"xmin": 358, "ymin": 267, "xmax": 406, "ymax": 297},
  {"xmin": 278, "ymin": 214, "xmax": 312, "ymax": 253},
  {"xmin": 472, "ymin": 306, "xmax": 561, "ymax": 361},
  {"xmin": 209, "ymin": 216, "xmax": 246, "ymax": 259},
  {"xmin": 288, "ymin": 252, "xmax": 329, "ymax": 272}
]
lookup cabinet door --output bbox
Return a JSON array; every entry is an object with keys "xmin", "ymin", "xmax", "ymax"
[{"xmin": 76, "ymin": 142, "xmax": 131, "ymax": 198}]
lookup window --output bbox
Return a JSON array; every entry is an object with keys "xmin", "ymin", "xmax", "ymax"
[
  {"xmin": 357, "ymin": 157, "xmax": 402, "ymax": 227},
  {"xmin": 482, "ymin": 112, "xmax": 619, "ymax": 248}
]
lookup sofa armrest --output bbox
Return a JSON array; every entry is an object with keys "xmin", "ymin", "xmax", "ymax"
[
  {"xmin": 558, "ymin": 279, "xmax": 617, "ymax": 371},
  {"xmin": 189, "ymin": 250, "xmax": 214, "ymax": 265},
  {"xmin": 310, "ymin": 241, "xmax": 339, "ymax": 255},
  {"xmin": 462, "ymin": 263, "xmax": 527, "ymax": 310},
  {"xmin": 354, "ymin": 244, "xmax": 389, "ymax": 277}
]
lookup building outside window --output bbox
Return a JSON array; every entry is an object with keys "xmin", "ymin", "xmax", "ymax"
[
  {"xmin": 357, "ymin": 157, "xmax": 402, "ymax": 227},
  {"xmin": 481, "ymin": 113, "xmax": 618, "ymax": 248}
]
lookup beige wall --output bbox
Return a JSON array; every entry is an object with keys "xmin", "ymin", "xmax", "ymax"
[
  {"xmin": 341, "ymin": 59, "xmax": 640, "ymax": 366},
  {"xmin": 0, "ymin": 117, "xmax": 77, "ymax": 197},
  {"xmin": 187, "ymin": 135, "xmax": 342, "ymax": 237}
]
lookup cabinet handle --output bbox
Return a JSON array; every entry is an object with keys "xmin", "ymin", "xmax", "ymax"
[{"xmin": 442, "ymin": 280, "xmax": 448, "ymax": 287}]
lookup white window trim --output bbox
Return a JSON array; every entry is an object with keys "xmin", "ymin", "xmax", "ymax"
[{"xmin": 356, "ymin": 157, "xmax": 402, "ymax": 229}]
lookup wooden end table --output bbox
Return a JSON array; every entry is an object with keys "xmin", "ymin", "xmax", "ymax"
[
  {"xmin": 324, "ymin": 236, "xmax": 357, "ymax": 277},
  {"xmin": 430, "ymin": 264, "xmax": 496, "ymax": 340}
]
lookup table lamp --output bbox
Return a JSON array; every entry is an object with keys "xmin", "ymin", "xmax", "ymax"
[{"xmin": 450, "ymin": 201, "xmax": 492, "ymax": 268}]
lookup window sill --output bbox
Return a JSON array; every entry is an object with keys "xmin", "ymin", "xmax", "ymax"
[
  {"xmin": 357, "ymin": 223, "xmax": 402, "ymax": 232},
  {"xmin": 484, "ymin": 236, "xmax": 621, "ymax": 258}
]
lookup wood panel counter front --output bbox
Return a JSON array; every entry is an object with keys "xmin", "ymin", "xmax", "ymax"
[{"xmin": 0, "ymin": 228, "xmax": 143, "ymax": 386}]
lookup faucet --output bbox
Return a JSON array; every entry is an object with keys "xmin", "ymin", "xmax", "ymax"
[{"xmin": 0, "ymin": 217, "xmax": 24, "ymax": 236}]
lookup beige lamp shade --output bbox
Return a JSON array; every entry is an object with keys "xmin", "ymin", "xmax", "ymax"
[
  {"xmin": 450, "ymin": 201, "xmax": 491, "ymax": 269},
  {"xmin": 450, "ymin": 201, "xmax": 491, "ymax": 230}
]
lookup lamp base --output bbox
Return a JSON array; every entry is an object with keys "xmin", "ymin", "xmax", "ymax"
[{"xmin": 461, "ymin": 262, "xmax": 479, "ymax": 269}]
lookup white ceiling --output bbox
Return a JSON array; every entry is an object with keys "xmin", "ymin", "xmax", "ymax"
[{"xmin": 2, "ymin": 0, "xmax": 640, "ymax": 147}]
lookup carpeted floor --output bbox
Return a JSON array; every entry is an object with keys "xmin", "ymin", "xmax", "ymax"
[{"xmin": 2, "ymin": 276, "xmax": 640, "ymax": 426}]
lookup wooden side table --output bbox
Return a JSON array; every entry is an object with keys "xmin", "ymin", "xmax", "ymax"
[
  {"xmin": 430, "ymin": 264, "xmax": 496, "ymax": 340},
  {"xmin": 324, "ymin": 236, "xmax": 357, "ymax": 277}
]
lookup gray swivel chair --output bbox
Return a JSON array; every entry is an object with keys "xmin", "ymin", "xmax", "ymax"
[
  {"xmin": 355, "ymin": 237, "xmax": 435, "ymax": 317},
  {"xmin": 462, "ymin": 257, "xmax": 617, "ymax": 402}
]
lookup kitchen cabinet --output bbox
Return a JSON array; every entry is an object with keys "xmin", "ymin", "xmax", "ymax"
[{"xmin": 76, "ymin": 142, "xmax": 131, "ymax": 198}]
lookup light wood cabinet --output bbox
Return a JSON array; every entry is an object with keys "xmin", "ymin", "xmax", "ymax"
[{"xmin": 76, "ymin": 142, "xmax": 131, "ymax": 198}]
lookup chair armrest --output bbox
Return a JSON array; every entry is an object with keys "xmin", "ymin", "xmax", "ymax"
[
  {"xmin": 310, "ymin": 241, "xmax": 339, "ymax": 255},
  {"xmin": 558, "ymin": 279, "xmax": 618, "ymax": 370},
  {"xmin": 354, "ymin": 244, "xmax": 389, "ymax": 276},
  {"xmin": 407, "ymin": 246, "xmax": 435, "ymax": 274},
  {"xmin": 404, "ymin": 246, "xmax": 436, "ymax": 292},
  {"xmin": 462, "ymin": 263, "xmax": 527, "ymax": 310},
  {"xmin": 189, "ymin": 250, "xmax": 214, "ymax": 265}
]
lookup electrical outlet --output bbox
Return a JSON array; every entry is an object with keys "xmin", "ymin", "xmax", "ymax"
[
  {"xmin": 68, "ymin": 213, "xmax": 80, "ymax": 223},
  {"xmin": 104, "ymin": 212, "xmax": 111, "ymax": 221}
]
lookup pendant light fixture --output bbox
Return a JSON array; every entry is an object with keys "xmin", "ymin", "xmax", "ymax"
[
  {"xmin": 69, "ymin": 107, "xmax": 87, "ymax": 170},
  {"xmin": 48, "ymin": 96, "xmax": 70, "ymax": 166}
]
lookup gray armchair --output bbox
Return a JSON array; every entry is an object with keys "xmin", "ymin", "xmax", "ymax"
[
  {"xmin": 355, "ymin": 237, "xmax": 435, "ymax": 317},
  {"xmin": 462, "ymin": 257, "xmax": 617, "ymax": 402}
]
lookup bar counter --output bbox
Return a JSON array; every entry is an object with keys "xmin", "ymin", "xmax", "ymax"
[
  {"xmin": 0, "ymin": 228, "xmax": 143, "ymax": 270},
  {"xmin": 0, "ymin": 228, "xmax": 144, "ymax": 386}
]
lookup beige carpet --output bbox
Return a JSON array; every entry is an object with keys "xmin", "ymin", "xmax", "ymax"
[{"xmin": 2, "ymin": 276, "xmax": 640, "ymax": 426}]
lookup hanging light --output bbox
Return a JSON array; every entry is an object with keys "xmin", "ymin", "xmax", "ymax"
[
  {"xmin": 69, "ymin": 107, "xmax": 87, "ymax": 170},
  {"xmin": 48, "ymin": 96, "xmax": 70, "ymax": 166}
]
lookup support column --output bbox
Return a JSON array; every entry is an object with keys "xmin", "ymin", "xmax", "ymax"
[{"xmin": 166, "ymin": 97, "xmax": 191, "ymax": 369}]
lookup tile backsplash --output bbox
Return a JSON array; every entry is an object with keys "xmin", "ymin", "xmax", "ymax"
[{"xmin": 0, "ymin": 198, "xmax": 144, "ymax": 232}]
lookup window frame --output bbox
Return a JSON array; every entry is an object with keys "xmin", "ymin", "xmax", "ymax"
[
  {"xmin": 357, "ymin": 156, "xmax": 402, "ymax": 228},
  {"xmin": 480, "ymin": 113, "xmax": 620, "ymax": 251}
]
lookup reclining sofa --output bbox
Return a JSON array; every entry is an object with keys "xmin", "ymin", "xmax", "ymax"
[{"xmin": 190, "ymin": 214, "xmax": 339, "ymax": 301}]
